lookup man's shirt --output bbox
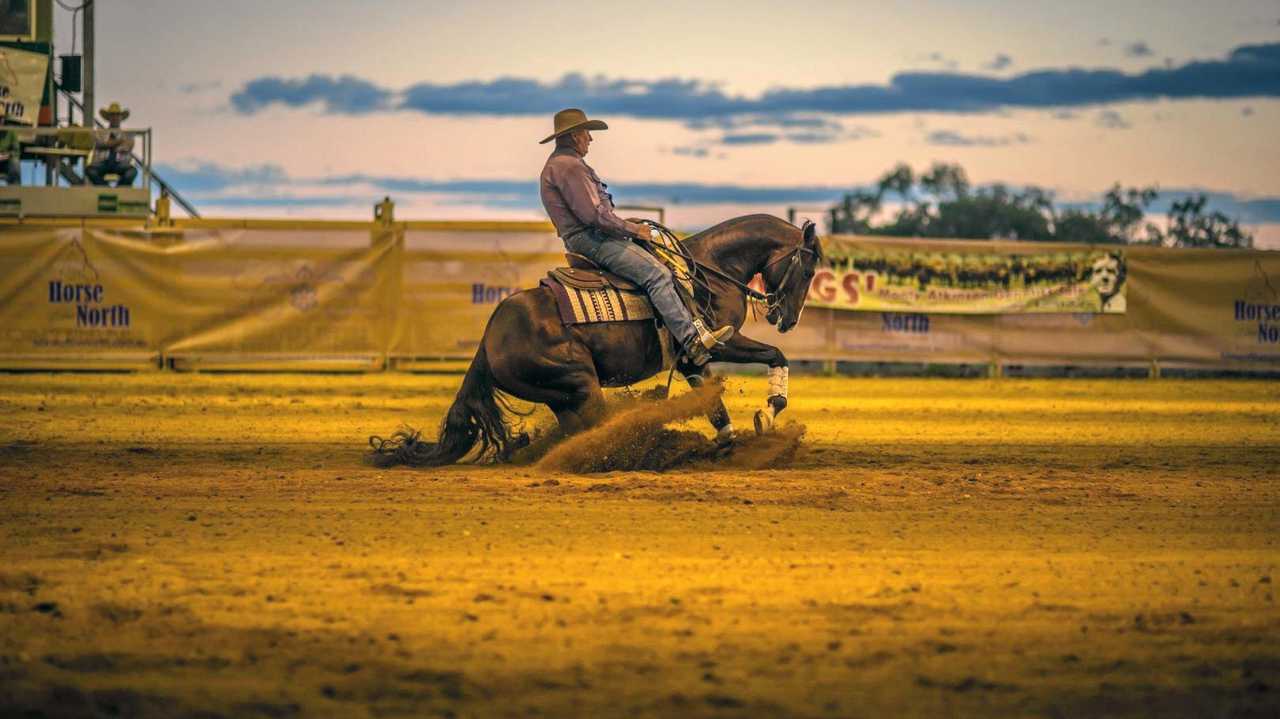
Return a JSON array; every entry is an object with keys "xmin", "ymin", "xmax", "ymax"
[
  {"xmin": 539, "ymin": 146, "xmax": 630, "ymax": 239},
  {"xmin": 93, "ymin": 127, "xmax": 134, "ymax": 164}
]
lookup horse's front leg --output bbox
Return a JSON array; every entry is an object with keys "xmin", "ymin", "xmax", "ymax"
[
  {"xmin": 677, "ymin": 359, "xmax": 735, "ymax": 445},
  {"xmin": 707, "ymin": 334, "xmax": 789, "ymax": 436}
]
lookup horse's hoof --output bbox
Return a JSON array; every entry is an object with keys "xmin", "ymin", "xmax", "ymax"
[
  {"xmin": 512, "ymin": 432, "xmax": 531, "ymax": 449},
  {"xmin": 753, "ymin": 409, "xmax": 773, "ymax": 435},
  {"xmin": 715, "ymin": 424, "xmax": 735, "ymax": 446},
  {"xmin": 641, "ymin": 385, "xmax": 669, "ymax": 401}
]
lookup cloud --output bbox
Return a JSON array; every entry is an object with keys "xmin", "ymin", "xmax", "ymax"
[
  {"xmin": 1096, "ymin": 110, "xmax": 1131, "ymax": 129},
  {"xmin": 784, "ymin": 131, "xmax": 842, "ymax": 144},
  {"xmin": 1067, "ymin": 188, "xmax": 1280, "ymax": 224},
  {"xmin": 984, "ymin": 54, "xmax": 1013, "ymax": 71},
  {"xmin": 720, "ymin": 132, "xmax": 780, "ymax": 145},
  {"xmin": 925, "ymin": 130, "xmax": 1030, "ymax": 147},
  {"xmin": 686, "ymin": 114, "xmax": 844, "ymax": 132},
  {"xmin": 690, "ymin": 115, "xmax": 874, "ymax": 146},
  {"xmin": 677, "ymin": 116, "xmax": 874, "ymax": 151},
  {"xmin": 714, "ymin": 129, "xmax": 861, "ymax": 146},
  {"xmin": 398, "ymin": 74, "xmax": 743, "ymax": 119},
  {"xmin": 157, "ymin": 161, "xmax": 1280, "ymax": 223},
  {"xmin": 157, "ymin": 161, "xmax": 852, "ymax": 206},
  {"xmin": 844, "ymin": 125, "xmax": 880, "ymax": 141},
  {"xmin": 1126, "ymin": 41, "xmax": 1155, "ymax": 58},
  {"xmin": 228, "ymin": 43, "xmax": 1280, "ymax": 120},
  {"xmin": 230, "ymin": 74, "xmax": 393, "ymax": 114},
  {"xmin": 153, "ymin": 162, "xmax": 288, "ymax": 193}
]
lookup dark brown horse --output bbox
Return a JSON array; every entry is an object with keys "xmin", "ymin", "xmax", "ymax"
[{"xmin": 371, "ymin": 214, "xmax": 823, "ymax": 467}]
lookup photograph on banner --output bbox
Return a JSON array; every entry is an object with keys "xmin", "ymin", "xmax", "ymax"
[
  {"xmin": 810, "ymin": 245, "xmax": 1128, "ymax": 314},
  {"xmin": 0, "ymin": 45, "xmax": 49, "ymax": 125}
]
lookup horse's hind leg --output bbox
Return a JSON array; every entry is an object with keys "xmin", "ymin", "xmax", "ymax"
[{"xmin": 549, "ymin": 381, "xmax": 607, "ymax": 435}]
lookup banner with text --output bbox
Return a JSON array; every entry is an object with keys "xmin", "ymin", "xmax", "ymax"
[
  {"xmin": 0, "ymin": 46, "xmax": 49, "ymax": 126},
  {"xmin": 1, "ymin": 224, "xmax": 1278, "ymax": 370},
  {"xmin": 813, "ymin": 241, "xmax": 1127, "ymax": 314},
  {"xmin": 0, "ymin": 226, "xmax": 398, "ymax": 368}
]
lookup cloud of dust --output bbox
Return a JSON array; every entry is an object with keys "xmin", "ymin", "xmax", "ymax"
[{"xmin": 530, "ymin": 382, "xmax": 806, "ymax": 473}]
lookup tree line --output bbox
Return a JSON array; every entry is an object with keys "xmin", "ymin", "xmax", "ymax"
[{"xmin": 827, "ymin": 163, "xmax": 1253, "ymax": 249}]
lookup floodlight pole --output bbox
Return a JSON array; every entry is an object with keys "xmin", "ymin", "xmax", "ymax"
[{"xmin": 83, "ymin": 0, "xmax": 95, "ymax": 126}]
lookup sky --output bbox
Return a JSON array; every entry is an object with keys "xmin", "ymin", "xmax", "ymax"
[{"xmin": 55, "ymin": 0, "xmax": 1280, "ymax": 244}]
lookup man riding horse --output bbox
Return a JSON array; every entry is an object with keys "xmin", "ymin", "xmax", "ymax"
[
  {"xmin": 368, "ymin": 110, "xmax": 824, "ymax": 468},
  {"xmin": 538, "ymin": 108, "xmax": 735, "ymax": 366}
]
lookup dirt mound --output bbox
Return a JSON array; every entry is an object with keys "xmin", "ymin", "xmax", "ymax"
[
  {"xmin": 721, "ymin": 421, "xmax": 806, "ymax": 469},
  {"xmin": 531, "ymin": 383, "xmax": 806, "ymax": 473}
]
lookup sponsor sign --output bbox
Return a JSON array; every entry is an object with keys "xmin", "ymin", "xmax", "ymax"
[
  {"xmin": 2, "ymin": 225, "xmax": 1279, "ymax": 369},
  {"xmin": 0, "ymin": 45, "xmax": 49, "ymax": 125},
  {"xmin": 811, "ymin": 245, "xmax": 1127, "ymax": 314}
]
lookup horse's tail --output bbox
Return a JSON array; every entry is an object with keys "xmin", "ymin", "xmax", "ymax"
[{"xmin": 367, "ymin": 344, "xmax": 515, "ymax": 467}]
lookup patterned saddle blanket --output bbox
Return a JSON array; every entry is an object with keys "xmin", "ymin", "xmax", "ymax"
[
  {"xmin": 539, "ymin": 244, "xmax": 697, "ymax": 327},
  {"xmin": 540, "ymin": 266, "xmax": 655, "ymax": 325}
]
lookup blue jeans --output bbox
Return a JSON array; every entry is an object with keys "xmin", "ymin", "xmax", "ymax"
[{"xmin": 564, "ymin": 230, "xmax": 698, "ymax": 347}]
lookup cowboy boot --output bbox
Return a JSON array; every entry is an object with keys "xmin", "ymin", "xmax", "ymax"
[
  {"xmin": 693, "ymin": 318, "xmax": 734, "ymax": 350},
  {"xmin": 683, "ymin": 319, "xmax": 733, "ymax": 365}
]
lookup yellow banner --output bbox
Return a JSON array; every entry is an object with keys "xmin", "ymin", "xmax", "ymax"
[
  {"xmin": 812, "ymin": 239, "xmax": 1127, "ymax": 314},
  {"xmin": 0, "ymin": 45, "xmax": 49, "ymax": 126},
  {"xmin": 1, "ymin": 222, "xmax": 1278, "ymax": 370},
  {"xmin": 0, "ymin": 226, "xmax": 398, "ymax": 368},
  {"xmin": 390, "ymin": 228, "xmax": 564, "ymax": 358},
  {"xmin": 0, "ymin": 227, "xmax": 158, "ymax": 365},
  {"xmin": 160, "ymin": 227, "xmax": 399, "ymax": 364}
]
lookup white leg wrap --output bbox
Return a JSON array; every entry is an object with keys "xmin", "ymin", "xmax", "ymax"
[
  {"xmin": 767, "ymin": 366, "xmax": 789, "ymax": 399},
  {"xmin": 755, "ymin": 367, "xmax": 788, "ymax": 435}
]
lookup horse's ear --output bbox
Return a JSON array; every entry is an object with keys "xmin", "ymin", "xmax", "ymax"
[
  {"xmin": 801, "ymin": 220, "xmax": 823, "ymax": 261},
  {"xmin": 802, "ymin": 220, "xmax": 817, "ymax": 245}
]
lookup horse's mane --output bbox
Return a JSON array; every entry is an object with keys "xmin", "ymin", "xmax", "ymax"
[{"xmin": 681, "ymin": 214, "xmax": 797, "ymax": 248}]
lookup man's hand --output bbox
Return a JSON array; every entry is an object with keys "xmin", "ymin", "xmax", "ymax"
[{"xmin": 626, "ymin": 221, "xmax": 652, "ymax": 240}]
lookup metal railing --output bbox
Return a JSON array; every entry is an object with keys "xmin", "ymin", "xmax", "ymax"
[{"xmin": 7, "ymin": 125, "xmax": 150, "ymax": 190}]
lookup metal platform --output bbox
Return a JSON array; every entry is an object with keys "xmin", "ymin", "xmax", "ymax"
[{"xmin": 0, "ymin": 185, "xmax": 150, "ymax": 218}]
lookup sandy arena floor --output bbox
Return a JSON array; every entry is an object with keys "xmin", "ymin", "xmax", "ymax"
[{"xmin": 0, "ymin": 372, "xmax": 1277, "ymax": 718}]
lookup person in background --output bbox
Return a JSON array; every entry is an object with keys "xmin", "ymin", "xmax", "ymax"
[
  {"xmin": 0, "ymin": 110, "xmax": 19, "ymax": 185},
  {"xmin": 86, "ymin": 102, "xmax": 137, "ymax": 187}
]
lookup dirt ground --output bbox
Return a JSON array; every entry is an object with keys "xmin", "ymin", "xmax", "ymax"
[{"xmin": 0, "ymin": 371, "xmax": 1277, "ymax": 718}]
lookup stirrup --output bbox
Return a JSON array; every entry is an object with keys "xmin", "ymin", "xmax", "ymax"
[{"xmin": 683, "ymin": 339, "xmax": 712, "ymax": 367}]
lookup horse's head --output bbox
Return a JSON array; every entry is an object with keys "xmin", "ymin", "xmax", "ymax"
[{"xmin": 764, "ymin": 220, "xmax": 824, "ymax": 333}]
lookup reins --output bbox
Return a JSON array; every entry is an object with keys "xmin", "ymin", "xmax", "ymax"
[{"xmin": 633, "ymin": 219, "xmax": 815, "ymax": 319}]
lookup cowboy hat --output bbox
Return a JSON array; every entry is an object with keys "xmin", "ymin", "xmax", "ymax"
[
  {"xmin": 99, "ymin": 102, "xmax": 130, "ymax": 121},
  {"xmin": 539, "ymin": 108, "xmax": 608, "ymax": 144}
]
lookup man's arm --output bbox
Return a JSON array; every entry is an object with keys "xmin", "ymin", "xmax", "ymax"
[{"xmin": 558, "ymin": 161, "xmax": 645, "ymax": 238}]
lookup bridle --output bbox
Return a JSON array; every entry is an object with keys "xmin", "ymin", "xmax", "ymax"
[
  {"xmin": 759, "ymin": 237, "xmax": 818, "ymax": 319},
  {"xmin": 636, "ymin": 219, "xmax": 816, "ymax": 321}
]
